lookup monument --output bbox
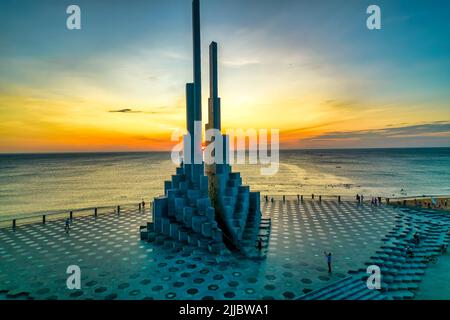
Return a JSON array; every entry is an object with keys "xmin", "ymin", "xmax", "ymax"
[{"xmin": 141, "ymin": 0, "xmax": 267, "ymax": 257}]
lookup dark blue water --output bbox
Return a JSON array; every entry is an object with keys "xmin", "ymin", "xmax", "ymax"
[{"xmin": 1, "ymin": 148, "xmax": 449, "ymax": 218}]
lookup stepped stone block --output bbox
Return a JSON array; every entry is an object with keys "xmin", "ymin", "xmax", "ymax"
[
  {"xmin": 208, "ymin": 242, "xmax": 222, "ymax": 254},
  {"xmin": 161, "ymin": 217, "xmax": 171, "ymax": 236},
  {"xmin": 170, "ymin": 222, "xmax": 180, "ymax": 238},
  {"xmin": 187, "ymin": 189, "xmax": 200, "ymax": 202},
  {"xmin": 153, "ymin": 197, "xmax": 167, "ymax": 218},
  {"xmin": 202, "ymin": 222, "xmax": 213, "ymax": 237},
  {"xmin": 176, "ymin": 167, "xmax": 184, "ymax": 175},
  {"xmin": 183, "ymin": 207, "xmax": 194, "ymax": 225},
  {"xmin": 192, "ymin": 215, "xmax": 207, "ymax": 232},
  {"xmin": 206, "ymin": 207, "xmax": 215, "ymax": 221},
  {"xmin": 164, "ymin": 181, "xmax": 172, "ymax": 193},
  {"xmin": 238, "ymin": 186, "xmax": 249, "ymax": 194},
  {"xmin": 196, "ymin": 198, "xmax": 211, "ymax": 211},
  {"xmin": 178, "ymin": 228, "xmax": 189, "ymax": 242},
  {"xmin": 188, "ymin": 232, "xmax": 200, "ymax": 245},
  {"xmin": 198, "ymin": 238, "xmax": 210, "ymax": 249},
  {"xmin": 212, "ymin": 228, "xmax": 222, "ymax": 242}
]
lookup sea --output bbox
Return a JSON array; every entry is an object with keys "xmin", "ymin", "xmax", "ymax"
[{"xmin": 1, "ymin": 148, "xmax": 449, "ymax": 219}]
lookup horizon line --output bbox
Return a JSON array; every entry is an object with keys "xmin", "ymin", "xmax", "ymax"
[{"xmin": 1, "ymin": 146, "xmax": 450, "ymax": 155}]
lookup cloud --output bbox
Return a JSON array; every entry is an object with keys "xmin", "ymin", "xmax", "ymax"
[
  {"xmin": 322, "ymin": 99, "xmax": 358, "ymax": 110},
  {"xmin": 222, "ymin": 59, "xmax": 261, "ymax": 67},
  {"xmin": 108, "ymin": 106, "xmax": 180, "ymax": 115},
  {"xmin": 304, "ymin": 121, "xmax": 450, "ymax": 141},
  {"xmin": 161, "ymin": 50, "xmax": 189, "ymax": 62},
  {"xmin": 108, "ymin": 108, "xmax": 141, "ymax": 113}
]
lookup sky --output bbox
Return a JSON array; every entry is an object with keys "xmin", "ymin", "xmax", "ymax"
[{"xmin": 0, "ymin": 0, "xmax": 449, "ymax": 152}]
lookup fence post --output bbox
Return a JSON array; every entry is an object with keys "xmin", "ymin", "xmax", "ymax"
[
  {"xmin": 70, "ymin": 211, "xmax": 73, "ymax": 220},
  {"xmin": 338, "ymin": 195, "xmax": 341, "ymax": 203},
  {"xmin": 42, "ymin": 215, "xmax": 46, "ymax": 224},
  {"xmin": 94, "ymin": 208, "xmax": 98, "ymax": 217}
]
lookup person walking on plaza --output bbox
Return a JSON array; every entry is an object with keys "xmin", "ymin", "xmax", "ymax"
[
  {"xmin": 324, "ymin": 251, "xmax": 332, "ymax": 273},
  {"xmin": 64, "ymin": 218, "xmax": 70, "ymax": 233}
]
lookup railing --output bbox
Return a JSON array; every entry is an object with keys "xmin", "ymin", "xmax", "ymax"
[
  {"xmin": 387, "ymin": 194, "xmax": 450, "ymax": 201},
  {"xmin": 260, "ymin": 193, "xmax": 450, "ymax": 211},
  {"xmin": 2, "ymin": 193, "xmax": 448, "ymax": 230},
  {"xmin": 261, "ymin": 194, "xmax": 356, "ymax": 203},
  {"xmin": 0, "ymin": 201, "xmax": 153, "ymax": 230}
]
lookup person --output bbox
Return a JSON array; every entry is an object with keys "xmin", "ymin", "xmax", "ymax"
[
  {"xmin": 361, "ymin": 194, "xmax": 364, "ymax": 203},
  {"xmin": 378, "ymin": 197, "xmax": 382, "ymax": 205},
  {"xmin": 257, "ymin": 237, "xmax": 263, "ymax": 250},
  {"xmin": 64, "ymin": 218, "xmax": 70, "ymax": 233},
  {"xmin": 142, "ymin": 199, "xmax": 145, "ymax": 208},
  {"xmin": 406, "ymin": 246, "xmax": 414, "ymax": 258},
  {"xmin": 413, "ymin": 232, "xmax": 420, "ymax": 245},
  {"xmin": 356, "ymin": 194, "xmax": 360, "ymax": 204},
  {"xmin": 324, "ymin": 251, "xmax": 332, "ymax": 273}
]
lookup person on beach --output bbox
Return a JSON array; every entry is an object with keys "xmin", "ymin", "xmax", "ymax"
[
  {"xmin": 356, "ymin": 194, "xmax": 360, "ymax": 204},
  {"xmin": 324, "ymin": 251, "xmax": 332, "ymax": 273},
  {"xmin": 361, "ymin": 194, "xmax": 364, "ymax": 203},
  {"xmin": 64, "ymin": 218, "xmax": 70, "ymax": 233}
]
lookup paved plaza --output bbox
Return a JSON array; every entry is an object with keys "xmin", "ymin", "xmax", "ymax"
[{"xmin": 1, "ymin": 200, "xmax": 443, "ymax": 300}]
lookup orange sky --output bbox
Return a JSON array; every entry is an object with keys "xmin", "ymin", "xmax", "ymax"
[{"xmin": 1, "ymin": 0, "xmax": 449, "ymax": 152}]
